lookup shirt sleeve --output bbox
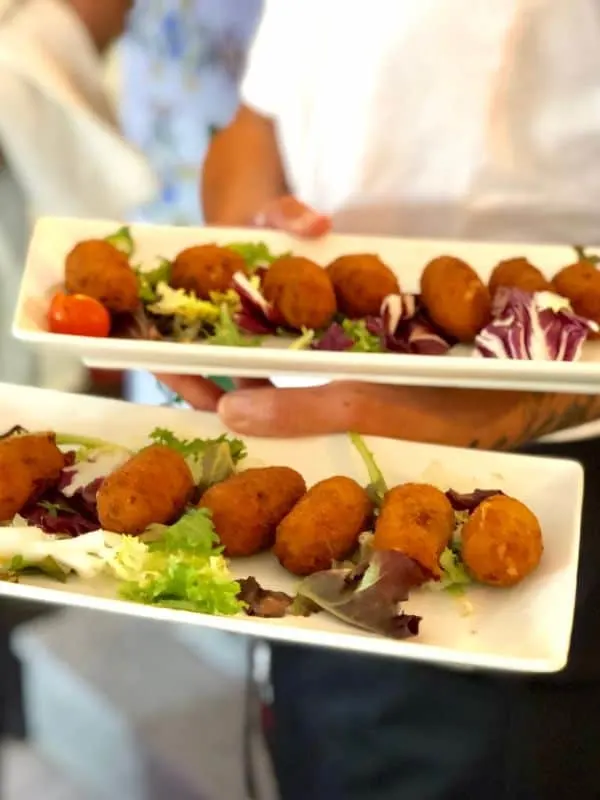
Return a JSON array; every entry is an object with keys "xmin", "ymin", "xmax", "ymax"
[{"xmin": 240, "ymin": 0, "xmax": 295, "ymax": 118}]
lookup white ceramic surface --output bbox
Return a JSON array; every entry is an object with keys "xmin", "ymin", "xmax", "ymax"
[
  {"xmin": 13, "ymin": 217, "xmax": 600, "ymax": 393},
  {"xmin": 0, "ymin": 383, "xmax": 583, "ymax": 673}
]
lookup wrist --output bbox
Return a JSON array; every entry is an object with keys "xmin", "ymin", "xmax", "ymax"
[{"xmin": 388, "ymin": 385, "xmax": 525, "ymax": 451}]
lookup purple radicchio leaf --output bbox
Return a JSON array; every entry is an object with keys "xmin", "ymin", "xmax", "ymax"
[
  {"xmin": 475, "ymin": 288, "xmax": 598, "ymax": 361},
  {"xmin": 20, "ymin": 480, "xmax": 102, "ymax": 537},
  {"xmin": 406, "ymin": 319, "xmax": 452, "ymax": 355},
  {"xmin": 381, "ymin": 293, "xmax": 418, "ymax": 331},
  {"xmin": 237, "ymin": 577, "xmax": 292, "ymax": 618},
  {"xmin": 380, "ymin": 293, "xmax": 453, "ymax": 355},
  {"xmin": 296, "ymin": 550, "xmax": 428, "ymax": 639},
  {"xmin": 311, "ymin": 322, "xmax": 354, "ymax": 351},
  {"xmin": 57, "ymin": 451, "xmax": 77, "ymax": 492},
  {"xmin": 111, "ymin": 309, "xmax": 163, "ymax": 341},
  {"xmin": 232, "ymin": 272, "xmax": 279, "ymax": 334},
  {"xmin": 236, "ymin": 576, "xmax": 319, "ymax": 619},
  {"xmin": 445, "ymin": 488, "xmax": 505, "ymax": 513}
]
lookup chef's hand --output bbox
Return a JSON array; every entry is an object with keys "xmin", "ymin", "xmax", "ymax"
[
  {"xmin": 156, "ymin": 194, "xmax": 331, "ymax": 409},
  {"xmin": 156, "ymin": 373, "xmax": 531, "ymax": 450}
]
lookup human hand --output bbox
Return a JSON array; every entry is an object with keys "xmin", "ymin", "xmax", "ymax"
[
  {"xmin": 156, "ymin": 377, "xmax": 409, "ymax": 436},
  {"xmin": 155, "ymin": 374, "xmax": 525, "ymax": 450},
  {"xmin": 251, "ymin": 194, "xmax": 331, "ymax": 238}
]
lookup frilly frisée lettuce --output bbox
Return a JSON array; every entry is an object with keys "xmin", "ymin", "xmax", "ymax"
[
  {"xmin": 226, "ymin": 241, "xmax": 287, "ymax": 272},
  {"xmin": 148, "ymin": 428, "xmax": 246, "ymax": 489},
  {"xmin": 204, "ymin": 304, "xmax": 263, "ymax": 347},
  {"xmin": 111, "ymin": 509, "xmax": 243, "ymax": 615},
  {"xmin": 147, "ymin": 282, "xmax": 223, "ymax": 323}
]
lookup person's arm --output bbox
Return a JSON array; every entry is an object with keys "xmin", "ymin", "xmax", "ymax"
[
  {"xmin": 66, "ymin": 0, "xmax": 132, "ymax": 53},
  {"xmin": 202, "ymin": 105, "xmax": 287, "ymax": 226},
  {"xmin": 354, "ymin": 384, "xmax": 600, "ymax": 451},
  {"xmin": 463, "ymin": 389, "xmax": 600, "ymax": 449},
  {"xmin": 162, "ymin": 369, "xmax": 600, "ymax": 445}
]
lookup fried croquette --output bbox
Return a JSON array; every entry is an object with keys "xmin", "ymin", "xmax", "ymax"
[
  {"xmin": 552, "ymin": 260, "xmax": 600, "ymax": 330},
  {"xmin": 0, "ymin": 433, "xmax": 66, "ymax": 520},
  {"xmin": 326, "ymin": 254, "xmax": 400, "ymax": 317},
  {"xmin": 274, "ymin": 476, "xmax": 371, "ymax": 576},
  {"xmin": 461, "ymin": 495, "xmax": 543, "ymax": 587},
  {"xmin": 65, "ymin": 240, "xmax": 139, "ymax": 313},
  {"xmin": 197, "ymin": 466, "xmax": 306, "ymax": 557},
  {"xmin": 97, "ymin": 444, "xmax": 194, "ymax": 535},
  {"xmin": 488, "ymin": 257, "xmax": 551, "ymax": 297},
  {"xmin": 170, "ymin": 244, "xmax": 247, "ymax": 299},
  {"xmin": 420, "ymin": 256, "xmax": 491, "ymax": 342},
  {"xmin": 262, "ymin": 256, "xmax": 337, "ymax": 330},
  {"xmin": 373, "ymin": 483, "xmax": 455, "ymax": 576}
]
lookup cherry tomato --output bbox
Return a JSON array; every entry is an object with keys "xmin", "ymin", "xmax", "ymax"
[{"xmin": 48, "ymin": 292, "xmax": 111, "ymax": 338}]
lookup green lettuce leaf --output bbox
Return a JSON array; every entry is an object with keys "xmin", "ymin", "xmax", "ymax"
[
  {"xmin": 573, "ymin": 245, "xmax": 600, "ymax": 264},
  {"xmin": 432, "ymin": 548, "xmax": 472, "ymax": 596},
  {"xmin": 54, "ymin": 433, "xmax": 131, "ymax": 463},
  {"xmin": 341, "ymin": 319, "xmax": 383, "ymax": 353},
  {"xmin": 226, "ymin": 241, "xmax": 287, "ymax": 273},
  {"xmin": 348, "ymin": 432, "xmax": 388, "ymax": 506},
  {"xmin": 149, "ymin": 427, "xmax": 246, "ymax": 488},
  {"xmin": 205, "ymin": 304, "xmax": 263, "ymax": 347},
  {"xmin": 136, "ymin": 258, "xmax": 172, "ymax": 303},
  {"xmin": 288, "ymin": 328, "xmax": 315, "ymax": 350},
  {"xmin": 114, "ymin": 509, "xmax": 243, "ymax": 615},
  {"xmin": 105, "ymin": 226, "xmax": 135, "ymax": 257}
]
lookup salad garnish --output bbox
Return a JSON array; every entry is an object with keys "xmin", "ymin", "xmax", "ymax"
[
  {"xmin": 136, "ymin": 258, "xmax": 172, "ymax": 303},
  {"xmin": 204, "ymin": 304, "xmax": 263, "ymax": 348},
  {"xmin": 105, "ymin": 226, "xmax": 135, "ymax": 257},
  {"xmin": 573, "ymin": 245, "xmax": 600, "ymax": 264},
  {"xmin": 149, "ymin": 427, "xmax": 246, "ymax": 489},
  {"xmin": 348, "ymin": 431, "xmax": 388, "ymax": 507},
  {"xmin": 112, "ymin": 509, "xmax": 243, "ymax": 615},
  {"xmin": 226, "ymin": 241, "xmax": 286, "ymax": 272},
  {"xmin": 296, "ymin": 551, "xmax": 424, "ymax": 639},
  {"xmin": 475, "ymin": 288, "xmax": 598, "ymax": 361}
]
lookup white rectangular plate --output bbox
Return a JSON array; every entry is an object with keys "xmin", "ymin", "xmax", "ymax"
[
  {"xmin": 13, "ymin": 217, "xmax": 600, "ymax": 394},
  {"xmin": 0, "ymin": 383, "xmax": 583, "ymax": 673}
]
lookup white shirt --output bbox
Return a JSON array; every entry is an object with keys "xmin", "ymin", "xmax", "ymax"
[
  {"xmin": 241, "ymin": 0, "xmax": 600, "ymax": 444},
  {"xmin": 0, "ymin": 0, "xmax": 157, "ymax": 392}
]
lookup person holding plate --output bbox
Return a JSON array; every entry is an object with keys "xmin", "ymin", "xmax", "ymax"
[{"xmin": 162, "ymin": 1, "xmax": 600, "ymax": 798}]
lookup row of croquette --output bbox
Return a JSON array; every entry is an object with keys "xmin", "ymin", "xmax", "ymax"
[{"xmin": 0, "ymin": 431, "xmax": 543, "ymax": 587}]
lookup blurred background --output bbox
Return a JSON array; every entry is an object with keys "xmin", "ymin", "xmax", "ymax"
[{"xmin": 0, "ymin": 2, "xmax": 273, "ymax": 798}]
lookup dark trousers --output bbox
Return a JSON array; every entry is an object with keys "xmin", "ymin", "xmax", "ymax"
[
  {"xmin": 0, "ymin": 600, "xmax": 50, "ymax": 742},
  {"xmin": 266, "ymin": 436, "xmax": 600, "ymax": 800}
]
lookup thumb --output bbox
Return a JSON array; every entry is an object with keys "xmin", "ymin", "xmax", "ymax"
[
  {"xmin": 253, "ymin": 195, "xmax": 331, "ymax": 239},
  {"xmin": 217, "ymin": 381, "xmax": 372, "ymax": 437}
]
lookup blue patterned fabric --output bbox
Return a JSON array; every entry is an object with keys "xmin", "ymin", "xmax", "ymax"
[{"xmin": 119, "ymin": 0, "xmax": 262, "ymax": 225}]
